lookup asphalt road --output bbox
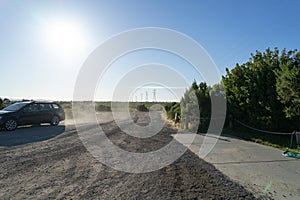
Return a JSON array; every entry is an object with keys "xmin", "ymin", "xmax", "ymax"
[{"xmin": 173, "ymin": 133, "xmax": 300, "ymax": 200}]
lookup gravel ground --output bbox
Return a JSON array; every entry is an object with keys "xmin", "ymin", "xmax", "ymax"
[{"xmin": 0, "ymin": 112, "xmax": 263, "ymax": 199}]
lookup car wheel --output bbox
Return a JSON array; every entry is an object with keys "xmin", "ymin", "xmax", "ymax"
[
  {"xmin": 5, "ymin": 119, "xmax": 18, "ymax": 131},
  {"xmin": 51, "ymin": 116, "xmax": 60, "ymax": 126}
]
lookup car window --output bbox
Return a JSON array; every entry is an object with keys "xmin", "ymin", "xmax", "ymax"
[
  {"xmin": 3, "ymin": 102, "xmax": 30, "ymax": 111},
  {"xmin": 40, "ymin": 103, "xmax": 52, "ymax": 111},
  {"xmin": 52, "ymin": 104, "xmax": 60, "ymax": 109},
  {"xmin": 28, "ymin": 104, "xmax": 39, "ymax": 112}
]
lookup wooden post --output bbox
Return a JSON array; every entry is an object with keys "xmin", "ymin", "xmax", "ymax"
[
  {"xmin": 296, "ymin": 132, "xmax": 300, "ymax": 148},
  {"xmin": 185, "ymin": 116, "xmax": 189, "ymax": 129}
]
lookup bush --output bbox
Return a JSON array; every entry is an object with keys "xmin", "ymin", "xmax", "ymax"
[
  {"xmin": 165, "ymin": 102, "xmax": 180, "ymax": 120},
  {"xmin": 96, "ymin": 105, "xmax": 111, "ymax": 112},
  {"xmin": 136, "ymin": 104, "xmax": 148, "ymax": 112}
]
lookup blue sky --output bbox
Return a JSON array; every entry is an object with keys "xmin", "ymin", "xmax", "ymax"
[{"xmin": 0, "ymin": 0, "xmax": 299, "ymax": 101}]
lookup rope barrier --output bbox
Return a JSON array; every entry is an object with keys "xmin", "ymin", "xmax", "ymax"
[
  {"xmin": 178, "ymin": 114, "xmax": 300, "ymax": 158},
  {"xmin": 180, "ymin": 116, "xmax": 225, "ymax": 120},
  {"xmin": 234, "ymin": 118, "xmax": 293, "ymax": 135},
  {"xmin": 233, "ymin": 118, "xmax": 300, "ymax": 158}
]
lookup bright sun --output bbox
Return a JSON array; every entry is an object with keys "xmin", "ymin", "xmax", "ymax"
[{"xmin": 44, "ymin": 20, "xmax": 86, "ymax": 56}]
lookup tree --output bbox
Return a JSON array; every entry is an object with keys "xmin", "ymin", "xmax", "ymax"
[
  {"xmin": 222, "ymin": 48, "xmax": 293, "ymax": 131},
  {"xmin": 180, "ymin": 80, "xmax": 211, "ymax": 132},
  {"xmin": 276, "ymin": 50, "xmax": 300, "ymax": 129},
  {"xmin": 0, "ymin": 98, "xmax": 3, "ymax": 109}
]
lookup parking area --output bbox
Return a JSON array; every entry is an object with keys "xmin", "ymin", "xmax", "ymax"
[{"xmin": 0, "ymin": 125, "xmax": 65, "ymax": 146}]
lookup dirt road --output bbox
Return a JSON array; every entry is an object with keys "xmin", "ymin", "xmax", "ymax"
[{"xmin": 0, "ymin": 112, "xmax": 260, "ymax": 199}]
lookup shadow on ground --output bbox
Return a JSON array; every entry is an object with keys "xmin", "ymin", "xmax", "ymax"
[{"xmin": 0, "ymin": 125, "xmax": 65, "ymax": 146}]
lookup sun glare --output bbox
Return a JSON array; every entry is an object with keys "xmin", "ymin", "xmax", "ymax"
[{"xmin": 44, "ymin": 19, "xmax": 87, "ymax": 57}]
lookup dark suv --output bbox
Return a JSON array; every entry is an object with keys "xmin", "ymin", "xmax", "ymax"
[{"xmin": 0, "ymin": 101, "xmax": 65, "ymax": 131}]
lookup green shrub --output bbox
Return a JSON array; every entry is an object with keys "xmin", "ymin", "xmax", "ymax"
[
  {"xmin": 165, "ymin": 102, "xmax": 180, "ymax": 119},
  {"xmin": 136, "ymin": 104, "xmax": 148, "ymax": 112},
  {"xmin": 96, "ymin": 104, "xmax": 111, "ymax": 112}
]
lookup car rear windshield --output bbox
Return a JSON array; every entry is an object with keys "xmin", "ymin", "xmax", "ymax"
[{"xmin": 3, "ymin": 102, "xmax": 30, "ymax": 111}]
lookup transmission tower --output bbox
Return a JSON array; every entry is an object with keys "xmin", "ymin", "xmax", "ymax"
[
  {"xmin": 145, "ymin": 91, "xmax": 148, "ymax": 102},
  {"xmin": 152, "ymin": 89, "xmax": 157, "ymax": 102},
  {"xmin": 140, "ymin": 93, "xmax": 143, "ymax": 102}
]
